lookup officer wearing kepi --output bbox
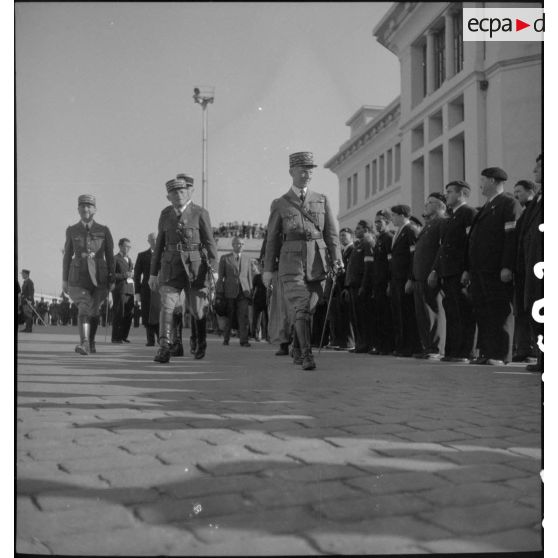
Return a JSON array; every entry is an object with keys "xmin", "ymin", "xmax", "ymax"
[
  {"xmin": 263, "ymin": 152, "xmax": 342, "ymax": 371},
  {"xmin": 149, "ymin": 173, "xmax": 218, "ymax": 363},
  {"xmin": 62, "ymin": 194, "xmax": 115, "ymax": 354}
]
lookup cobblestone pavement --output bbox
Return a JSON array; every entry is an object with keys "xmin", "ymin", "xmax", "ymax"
[{"xmin": 17, "ymin": 326, "xmax": 542, "ymax": 555}]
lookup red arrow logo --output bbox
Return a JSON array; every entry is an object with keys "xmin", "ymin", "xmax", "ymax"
[{"xmin": 516, "ymin": 19, "xmax": 530, "ymax": 31}]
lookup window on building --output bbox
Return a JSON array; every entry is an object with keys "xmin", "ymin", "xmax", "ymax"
[
  {"xmin": 394, "ymin": 143, "xmax": 401, "ymax": 182},
  {"xmin": 387, "ymin": 149, "xmax": 393, "ymax": 187},
  {"xmin": 434, "ymin": 26, "xmax": 446, "ymax": 90},
  {"xmin": 347, "ymin": 176, "xmax": 351, "ymax": 209},
  {"xmin": 379, "ymin": 155, "xmax": 385, "ymax": 191},
  {"xmin": 372, "ymin": 159, "xmax": 378, "ymax": 196},
  {"xmin": 453, "ymin": 12, "xmax": 463, "ymax": 74},
  {"xmin": 365, "ymin": 164, "xmax": 371, "ymax": 198},
  {"xmin": 353, "ymin": 173, "xmax": 358, "ymax": 206}
]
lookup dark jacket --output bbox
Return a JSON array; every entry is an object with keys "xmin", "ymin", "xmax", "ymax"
[
  {"xmin": 134, "ymin": 249, "xmax": 153, "ymax": 293},
  {"xmin": 372, "ymin": 231, "xmax": 393, "ymax": 287},
  {"xmin": 412, "ymin": 216, "xmax": 446, "ymax": 281},
  {"xmin": 466, "ymin": 192, "xmax": 522, "ymax": 273},
  {"xmin": 21, "ymin": 278, "xmax": 35, "ymax": 304},
  {"xmin": 432, "ymin": 204, "xmax": 477, "ymax": 278},
  {"xmin": 114, "ymin": 253, "xmax": 135, "ymax": 296},
  {"xmin": 389, "ymin": 224, "xmax": 417, "ymax": 281},
  {"xmin": 345, "ymin": 238, "xmax": 373, "ymax": 291}
]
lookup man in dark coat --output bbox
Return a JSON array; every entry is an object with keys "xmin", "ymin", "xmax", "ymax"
[
  {"xmin": 111, "ymin": 238, "xmax": 135, "ymax": 343},
  {"xmin": 412, "ymin": 193, "xmax": 447, "ymax": 359},
  {"xmin": 429, "ymin": 180, "xmax": 477, "ymax": 362},
  {"xmin": 62, "ymin": 194, "xmax": 115, "ymax": 354},
  {"xmin": 462, "ymin": 167, "xmax": 522, "ymax": 365},
  {"xmin": 516, "ymin": 155, "xmax": 543, "ymax": 372},
  {"xmin": 149, "ymin": 174, "xmax": 218, "ymax": 362},
  {"xmin": 134, "ymin": 232, "xmax": 160, "ymax": 346},
  {"xmin": 389, "ymin": 204, "xmax": 420, "ymax": 357},
  {"xmin": 19, "ymin": 269, "xmax": 35, "ymax": 332}
]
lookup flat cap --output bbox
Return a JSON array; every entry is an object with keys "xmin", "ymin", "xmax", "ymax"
[
  {"xmin": 339, "ymin": 227, "xmax": 353, "ymax": 234},
  {"xmin": 481, "ymin": 167, "xmax": 508, "ymax": 181},
  {"xmin": 289, "ymin": 152, "xmax": 317, "ymax": 168},
  {"xmin": 357, "ymin": 219, "xmax": 372, "ymax": 230},
  {"xmin": 428, "ymin": 192, "xmax": 446, "ymax": 204},
  {"xmin": 445, "ymin": 180, "xmax": 471, "ymax": 191},
  {"xmin": 391, "ymin": 204, "xmax": 411, "ymax": 217},
  {"xmin": 78, "ymin": 194, "xmax": 96, "ymax": 206},
  {"xmin": 166, "ymin": 178, "xmax": 189, "ymax": 192},
  {"xmin": 376, "ymin": 209, "xmax": 392, "ymax": 221},
  {"xmin": 176, "ymin": 173, "xmax": 194, "ymax": 188},
  {"xmin": 21, "ymin": 269, "xmax": 30, "ymax": 274}
]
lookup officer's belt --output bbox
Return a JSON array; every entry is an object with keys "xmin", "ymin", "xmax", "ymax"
[
  {"xmin": 283, "ymin": 231, "xmax": 323, "ymax": 241},
  {"xmin": 165, "ymin": 242, "xmax": 201, "ymax": 251}
]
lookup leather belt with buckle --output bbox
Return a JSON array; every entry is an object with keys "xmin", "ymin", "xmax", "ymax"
[
  {"xmin": 165, "ymin": 242, "xmax": 201, "ymax": 251},
  {"xmin": 284, "ymin": 231, "xmax": 323, "ymax": 241}
]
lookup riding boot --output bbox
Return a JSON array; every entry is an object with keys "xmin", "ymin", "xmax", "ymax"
[
  {"xmin": 194, "ymin": 318, "xmax": 207, "ymax": 360},
  {"xmin": 89, "ymin": 316, "xmax": 99, "ymax": 354},
  {"xmin": 154, "ymin": 314, "xmax": 172, "ymax": 363},
  {"xmin": 291, "ymin": 328, "xmax": 303, "ymax": 365},
  {"xmin": 189, "ymin": 315, "xmax": 197, "ymax": 355},
  {"xmin": 146, "ymin": 325, "xmax": 156, "ymax": 346},
  {"xmin": 169, "ymin": 313, "xmax": 184, "ymax": 356},
  {"xmin": 295, "ymin": 318, "xmax": 316, "ymax": 370},
  {"xmin": 75, "ymin": 316, "xmax": 90, "ymax": 355}
]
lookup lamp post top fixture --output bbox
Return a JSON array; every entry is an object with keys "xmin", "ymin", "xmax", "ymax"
[{"xmin": 193, "ymin": 86, "xmax": 215, "ymax": 107}]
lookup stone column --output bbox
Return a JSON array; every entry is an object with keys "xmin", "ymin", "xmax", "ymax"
[{"xmin": 445, "ymin": 11, "xmax": 455, "ymax": 80}]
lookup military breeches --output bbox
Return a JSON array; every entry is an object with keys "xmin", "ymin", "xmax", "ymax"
[
  {"xmin": 280, "ymin": 275, "xmax": 324, "ymax": 322},
  {"xmin": 68, "ymin": 285, "xmax": 108, "ymax": 320},
  {"xmin": 159, "ymin": 284, "xmax": 208, "ymax": 323}
]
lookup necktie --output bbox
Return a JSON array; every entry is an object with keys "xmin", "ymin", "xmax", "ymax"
[{"xmin": 300, "ymin": 191, "xmax": 305, "ymax": 203}]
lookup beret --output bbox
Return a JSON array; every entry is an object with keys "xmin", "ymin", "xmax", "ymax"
[
  {"xmin": 445, "ymin": 180, "xmax": 471, "ymax": 190},
  {"xmin": 481, "ymin": 167, "xmax": 508, "ymax": 181},
  {"xmin": 428, "ymin": 192, "xmax": 446, "ymax": 204},
  {"xmin": 391, "ymin": 204, "xmax": 411, "ymax": 217}
]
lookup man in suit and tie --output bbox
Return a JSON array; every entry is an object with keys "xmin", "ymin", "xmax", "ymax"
[
  {"xmin": 412, "ymin": 193, "xmax": 447, "ymax": 360},
  {"xmin": 389, "ymin": 204, "xmax": 420, "ymax": 357},
  {"xmin": 429, "ymin": 180, "xmax": 477, "ymax": 362},
  {"xmin": 149, "ymin": 174, "xmax": 218, "ymax": 362},
  {"xmin": 216, "ymin": 236, "xmax": 254, "ymax": 347},
  {"xmin": 516, "ymin": 155, "xmax": 543, "ymax": 372},
  {"xmin": 134, "ymin": 232, "xmax": 160, "ymax": 346},
  {"xmin": 111, "ymin": 238, "xmax": 135, "ymax": 343},
  {"xmin": 462, "ymin": 167, "xmax": 522, "ymax": 365},
  {"xmin": 263, "ymin": 151, "xmax": 342, "ymax": 370},
  {"xmin": 19, "ymin": 269, "xmax": 35, "ymax": 333},
  {"xmin": 62, "ymin": 194, "xmax": 115, "ymax": 354}
]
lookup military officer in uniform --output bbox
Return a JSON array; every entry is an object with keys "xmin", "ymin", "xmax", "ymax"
[
  {"xmin": 62, "ymin": 194, "xmax": 115, "ymax": 354},
  {"xmin": 149, "ymin": 174, "xmax": 218, "ymax": 363},
  {"xmin": 462, "ymin": 167, "xmax": 522, "ymax": 365},
  {"xmin": 19, "ymin": 269, "xmax": 35, "ymax": 332},
  {"xmin": 263, "ymin": 151, "xmax": 342, "ymax": 371}
]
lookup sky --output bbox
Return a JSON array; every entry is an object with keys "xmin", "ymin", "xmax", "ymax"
[{"xmin": 15, "ymin": 1, "xmax": 400, "ymax": 296}]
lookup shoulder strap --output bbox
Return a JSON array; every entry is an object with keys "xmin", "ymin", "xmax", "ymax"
[{"xmin": 281, "ymin": 194, "xmax": 321, "ymax": 231}]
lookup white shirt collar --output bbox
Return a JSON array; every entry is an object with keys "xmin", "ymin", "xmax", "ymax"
[
  {"xmin": 81, "ymin": 220, "xmax": 94, "ymax": 228},
  {"xmin": 175, "ymin": 200, "xmax": 192, "ymax": 215},
  {"xmin": 291, "ymin": 186, "xmax": 307, "ymax": 197}
]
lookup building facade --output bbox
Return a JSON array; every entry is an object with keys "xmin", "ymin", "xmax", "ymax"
[{"xmin": 325, "ymin": 2, "xmax": 542, "ymax": 228}]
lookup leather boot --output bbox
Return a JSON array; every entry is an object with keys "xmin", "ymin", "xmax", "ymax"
[
  {"xmin": 189, "ymin": 315, "xmax": 197, "ymax": 355},
  {"xmin": 89, "ymin": 316, "xmax": 99, "ymax": 354},
  {"xmin": 145, "ymin": 325, "xmax": 156, "ymax": 347},
  {"xmin": 169, "ymin": 313, "xmax": 184, "ymax": 356},
  {"xmin": 291, "ymin": 329, "xmax": 303, "ymax": 365},
  {"xmin": 75, "ymin": 317, "xmax": 90, "ymax": 355},
  {"xmin": 275, "ymin": 342, "xmax": 290, "ymax": 356},
  {"xmin": 194, "ymin": 318, "xmax": 207, "ymax": 360},
  {"xmin": 295, "ymin": 318, "xmax": 316, "ymax": 370},
  {"xmin": 154, "ymin": 314, "xmax": 172, "ymax": 363}
]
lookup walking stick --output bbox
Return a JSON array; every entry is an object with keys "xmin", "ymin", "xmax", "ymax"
[
  {"xmin": 25, "ymin": 300, "xmax": 48, "ymax": 327},
  {"xmin": 318, "ymin": 270, "xmax": 338, "ymax": 354},
  {"xmin": 104, "ymin": 293, "xmax": 110, "ymax": 343}
]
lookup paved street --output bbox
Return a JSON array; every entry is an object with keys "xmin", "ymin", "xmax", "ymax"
[{"xmin": 17, "ymin": 325, "xmax": 542, "ymax": 555}]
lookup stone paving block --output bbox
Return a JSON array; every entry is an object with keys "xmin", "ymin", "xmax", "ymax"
[
  {"xmin": 158, "ymin": 443, "xmax": 262, "ymax": 466},
  {"xmin": 395, "ymin": 428, "xmax": 473, "ymax": 443},
  {"xmin": 60, "ymin": 453, "xmax": 160, "ymax": 473},
  {"xmin": 518, "ymin": 495, "xmax": 542, "ymax": 511},
  {"xmin": 420, "ymin": 537, "xmax": 513, "ymax": 553},
  {"xmin": 507, "ymin": 458, "xmax": 542, "ymax": 475},
  {"xmin": 269, "ymin": 426, "xmax": 351, "ymax": 439},
  {"xmin": 27, "ymin": 443, "xmax": 126, "ymax": 462},
  {"xmin": 250, "ymin": 480, "xmax": 361, "ymax": 508},
  {"xmin": 437, "ymin": 463, "xmax": 532, "ymax": 484},
  {"xmin": 453, "ymin": 425, "xmax": 533, "ymax": 439},
  {"xmin": 346, "ymin": 471, "xmax": 453, "ymax": 495},
  {"xmin": 274, "ymin": 463, "xmax": 366, "ymax": 483},
  {"xmin": 419, "ymin": 501, "xmax": 539, "ymax": 535},
  {"xmin": 135, "ymin": 492, "xmax": 253, "ymax": 524},
  {"xmin": 97, "ymin": 464, "xmax": 195, "ymax": 487},
  {"xmin": 196, "ymin": 459, "xmax": 300, "ymax": 476},
  {"xmin": 242, "ymin": 436, "xmax": 338, "ymax": 455},
  {"xmin": 505, "ymin": 475, "xmax": 542, "ymax": 495},
  {"xmin": 419, "ymin": 481, "xmax": 524, "ymax": 507},
  {"xmin": 440, "ymin": 449, "xmax": 523, "ymax": 466},
  {"xmin": 312, "ymin": 492, "xmax": 431, "ymax": 521}
]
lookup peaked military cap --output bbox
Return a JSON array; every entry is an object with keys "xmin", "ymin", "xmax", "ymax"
[
  {"xmin": 481, "ymin": 167, "xmax": 508, "ymax": 181},
  {"xmin": 176, "ymin": 173, "xmax": 194, "ymax": 187},
  {"xmin": 166, "ymin": 178, "xmax": 189, "ymax": 192},
  {"xmin": 391, "ymin": 204, "xmax": 411, "ymax": 217},
  {"xmin": 289, "ymin": 151, "xmax": 317, "ymax": 168},
  {"xmin": 78, "ymin": 194, "xmax": 96, "ymax": 206}
]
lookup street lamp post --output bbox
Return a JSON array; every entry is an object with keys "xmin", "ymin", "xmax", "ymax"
[{"xmin": 193, "ymin": 86, "xmax": 215, "ymax": 210}]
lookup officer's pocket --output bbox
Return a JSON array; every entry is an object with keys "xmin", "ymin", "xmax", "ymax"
[
  {"xmin": 68, "ymin": 260, "xmax": 80, "ymax": 285},
  {"xmin": 278, "ymin": 244, "xmax": 303, "ymax": 278},
  {"xmin": 316, "ymin": 239, "xmax": 329, "ymax": 270},
  {"xmin": 89, "ymin": 233, "xmax": 105, "ymax": 253},
  {"xmin": 160, "ymin": 252, "xmax": 173, "ymax": 284},
  {"xmin": 97, "ymin": 260, "xmax": 108, "ymax": 286}
]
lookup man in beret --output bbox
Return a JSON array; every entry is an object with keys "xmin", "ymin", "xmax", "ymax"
[
  {"xmin": 19, "ymin": 269, "xmax": 35, "ymax": 333},
  {"xmin": 389, "ymin": 204, "xmax": 420, "ymax": 357},
  {"xmin": 370, "ymin": 210, "xmax": 395, "ymax": 355},
  {"xmin": 134, "ymin": 232, "xmax": 160, "ymax": 346},
  {"xmin": 411, "ymin": 193, "xmax": 447, "ymax": 359},
  {"xmin": 62, "ymin": 195, "xmax": 115, "ymax": 354},
  {"xmin": 263, "ymin": 151, "xmax": 342, "ymax": 370},
  {"xmin": 327, "ymin": 227, "xmax": 354, "ymax": 350},
  {"xmin": 343, "ymin": 220, "xmax": 374, "ymax": 353},
  {"xmin": 515, "ymin": 155, "xmax": 543, "ymax": 372},
  {"xmin": 429, "ymin": 181, "xmax": 477, "ymax": 362},
  {"xmin": 462, "ymin": 167, "xmax": 522, "ymax": 365},
  {"xmin": 149, "ymin": 174, "xmax": 218, "ymax": 363}
]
